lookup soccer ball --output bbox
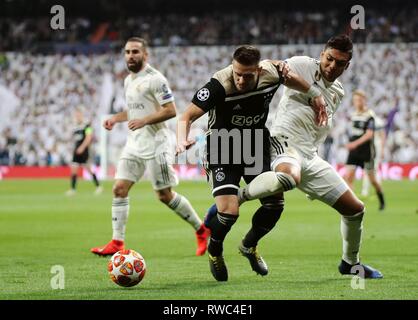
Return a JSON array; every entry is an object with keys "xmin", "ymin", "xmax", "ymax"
[{"xmin": 108, "ymin": 249, "xmax": 146, "ymax": 287}]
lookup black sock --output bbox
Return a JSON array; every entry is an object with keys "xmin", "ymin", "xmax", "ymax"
[
  {"xmin": 242, "ymin": 203, "xmax": 283, "ymax": 248},
  {"xmin": 92, "ymin": 173, "xmax": 99, "ymax": 187},
  {"xmin": 207, "ymin": 212, "xmax": 238, "ymax": 256},
  {"xmin": 71, "ymin": 174, "xmax": 77, "ymax": 190},
  {"xmin": 377, "ymin": 191, "xmax": 385, "ymax": 206}
]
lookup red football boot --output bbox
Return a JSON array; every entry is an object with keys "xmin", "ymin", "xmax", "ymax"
[
  {"xmin": 195, "ymin": 224, "xmax": 210, "ymax": 256},
  {"xmin": 91, "ymin": 239, "xmax": 124, "ymax": 256}
]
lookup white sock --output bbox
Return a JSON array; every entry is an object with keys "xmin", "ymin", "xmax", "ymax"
[
  {"xmin": 168, "ymin": 193, "xmax": 202, "ymax": 230},
  {"xmin": 361, "ymin": 173, "xmax": 370, "ymax": 196},
  {"xmin": 112, "ymin": 197, "xmax": 129, "ymax": 241},
  {"xmin": 238, "ymin": 171, "xmax": 296, "ymax": 204},
  {"xmin": 341, "ymin": 211, "xmax": 364, "ymax": 265}
]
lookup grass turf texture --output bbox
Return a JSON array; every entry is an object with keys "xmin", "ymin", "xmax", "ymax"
[{"xmin": 0, "ymin": 179, "xmax": 417, "ymax": 300}]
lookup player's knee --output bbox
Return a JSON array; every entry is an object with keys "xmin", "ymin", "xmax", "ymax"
[
  {"xmin": 113, "ymin": 183, "xmax": 129, "ymax": 198},
  {"xmin": 216, "ymin": 203, "xmax": 239, "ymax": 215},
  {"xmin": 342, "ymin": 199, "xmax": 365, "ymax": 216},
  {"xmin": 275, "ymin": 164, "xmax": 300, "ymax": 186}
]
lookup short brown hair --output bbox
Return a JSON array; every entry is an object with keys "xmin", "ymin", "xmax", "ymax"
[
  {"xmin": 126, "ymin": 37, "xmax": 148, "ymax": 49},
  {"xmin": 233, "ymin": 45, "xmax": 261, "ymax": 66},
  {"xmin": 325, "ymin": 35, "xmax": 353, "ymax": 59}
]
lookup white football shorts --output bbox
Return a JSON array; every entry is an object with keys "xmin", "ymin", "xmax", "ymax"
[
  {"xmin": 115, "ymin": 147, "xmax": 178, "ymax": 190},
  {"xmin": 270, "ymin": 134, "xmax": 349, "ymax": 206}
]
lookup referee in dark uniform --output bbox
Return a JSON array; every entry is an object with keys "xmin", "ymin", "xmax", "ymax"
[
  {"xmin": 66, "ymin": 109, "xmax": 102, "ymax": 196},
  {"xmin": 177, "ymin": 45, "xmax": 324, "ymax": 281}
]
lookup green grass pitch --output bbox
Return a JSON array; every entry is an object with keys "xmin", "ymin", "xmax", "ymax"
[{"xmin": 0, "ymin": 179, "xmax": 417, "ymax": 300}]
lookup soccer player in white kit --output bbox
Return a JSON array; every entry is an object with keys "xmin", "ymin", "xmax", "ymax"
[
  {"xmin": 360, "ymin": 109, "xmax": 386, "ymax": 198},
  {"xmin": 91, "ymin": 38, "xmax": 210, "ymax": 257},
  {"xmin": 236, "ymin": 35, "xmax": 383, "ymax": 278}
]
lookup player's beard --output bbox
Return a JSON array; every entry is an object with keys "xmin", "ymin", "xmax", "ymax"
[{"xmin": 127, "ymin": 60, "xmax": 143, "ymax": 73}]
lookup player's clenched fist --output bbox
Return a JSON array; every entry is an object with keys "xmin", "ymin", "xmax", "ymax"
[{"xmin": 103, "ymin": 118, "xmax": 116, "ymax": 130}]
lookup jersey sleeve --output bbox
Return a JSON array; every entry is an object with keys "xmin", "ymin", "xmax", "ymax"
[
  {"xmin": 85, "ymin": 126, "xmax": 93, "ymax": 135},
  {"xmin": 260, "ymin": 60, "xmax": 284, "ymax": 85},
  {"xmin": 191, "ymin": 78, "xmax": 226, "ymax": 112},
  {"xmin": 285, "ymin": 56, "xmax": 315, "ymax": 79},
  {"xmin": 150, "ymin": 75, "xmax": 175, "ymax": 106},
  {"xmin": 367, "ymin": 117, "xmax": 375, "ymax": 131}
]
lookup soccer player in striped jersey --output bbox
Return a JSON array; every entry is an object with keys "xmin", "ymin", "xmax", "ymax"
[
  {"xmin": 177, "ymin": 45, "xmax": 326, "ymax": 281},
  {"xmin": 361, "ymin": 110, "xmax": 386, "ymax": 197},
  {"xmin": 91, "ymin": 37, "xmax": 209, "ymax": 257},
  {"xmin": 345, "ymin": 90, "xmax": 386, "ymax": 210}
]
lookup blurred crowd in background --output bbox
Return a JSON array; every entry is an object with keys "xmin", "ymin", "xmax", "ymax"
[
  {"xmin": 0, "ymin": 1, "xmax": 417, "ymax": 167},
  {"xmin": 1, "ymin": 8, "xmax": 417, "ymax": 52}
]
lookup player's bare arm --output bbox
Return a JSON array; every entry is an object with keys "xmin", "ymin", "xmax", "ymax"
[
  {"xmin": 176, "ymin": 103, "xmax": 205, "ymax": 154},
  {"xmin": 103, "ymin": 111, "xmax": 128, "ymax": 130},
  {"xmin": 76, "ymin": 131, "xmax": 93, "ymax": 154},
  {"xmin": 346, "ymin": 129, "xmax": 374, "ymax": 151},
  {"xmin": 379, "ymin": 130, "xmax": 386, "ymax": 161},
  {"xmin": 127, "ymin": 101, "xmax": 176, "ymax": 131},
  {"xmin": 270, "ymin": 60, "xmax": 328, "ymax": 127},
  {"xmin": 286, "ymin": 70, "xmax": 328, "ymax": 127}
]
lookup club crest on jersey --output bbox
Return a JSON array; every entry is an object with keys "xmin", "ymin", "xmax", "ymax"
[
  {"xmin": 215, "ymin": 172, "xmax": 225, "ymax": 182},
  {"xmin": 161, "ymin": 83, "xmax": 170, "ymax": 94},
  {"xmin": 197, "ymin": 88, "xmax": 210, "ymax": 101}
]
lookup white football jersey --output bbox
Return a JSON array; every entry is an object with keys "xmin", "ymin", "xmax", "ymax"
[
  {"xmin": 124, "ymin": 64, "xmax": 175, "ymax": 159},
  {"xmin": 270, "ymin": 56, "xmax": 345, "ymax": 157}
]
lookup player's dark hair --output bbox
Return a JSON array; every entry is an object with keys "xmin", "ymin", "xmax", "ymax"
[
  {"xmin": 126, "ymin": 37, "xmax": 148, "ymax": 50},
  {"xmin": 233, "ymin": 45, "xmax": 261, "ymax": 66},
  {"xmin": 325, "ymin": 35, "xmax": 353, "ymax": 59}
]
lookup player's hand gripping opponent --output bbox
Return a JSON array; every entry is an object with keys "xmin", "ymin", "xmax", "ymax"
[
  {"xmin": 311, "ymin": 95, "xmax": 328, "ymax": 127},
  {"xmin": 176, "ymin": 139, "xmax": 196, "ymax": 155},
  {"xmin": 306, "ymin": 84, "xmax": 328, "ymax": 127}
]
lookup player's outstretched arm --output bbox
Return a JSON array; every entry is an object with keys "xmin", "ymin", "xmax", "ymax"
[
  {"xmin": 269, "ymin": 59, "xmax": 312, "ymax": 93},
  {"xmin": 176, "ymin": 103, "xmax": 205, "ymax": 155},
  {"xmin": 270, "ymin": 59, "xmax": 328, "ymax": 127},
  {"xmin": 128, "ymin": 101, "xmax": 176, "ymax": 131},
  {"xmin": 283, "ymin": 70, "xmax": 328, "ymax": 127}
]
